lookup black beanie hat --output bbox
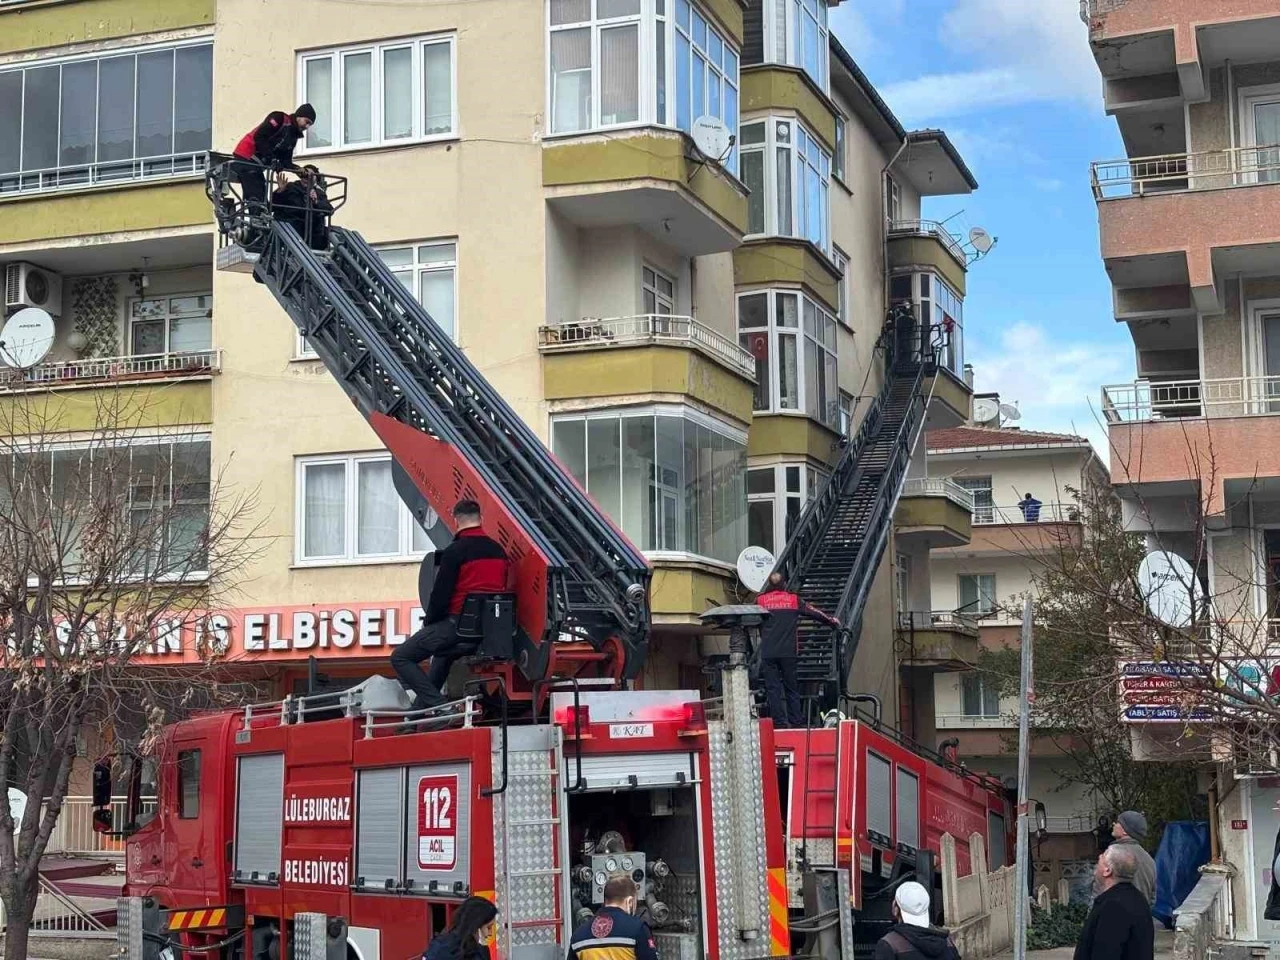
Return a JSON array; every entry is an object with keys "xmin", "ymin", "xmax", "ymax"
[{"xmin": 295, "ymin": 103, "xmax": 317, "ymax": 122}]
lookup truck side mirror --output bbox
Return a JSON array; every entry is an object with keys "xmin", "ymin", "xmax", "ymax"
[{"xmin": 92, "ymin": 760, "xmax": 112, "ymax": 808}]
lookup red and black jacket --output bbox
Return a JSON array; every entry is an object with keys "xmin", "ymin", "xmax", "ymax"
[
  {"xmin": 426, "ymin": 527, "xmax": 511, "ymax": 625},
  {"xmin": 234, "ymin": 111, "xmax": 304, "ymax": 168},
  {"xmin": 756, "ymin": 589, "xmax": 838, "ymax": 659}
]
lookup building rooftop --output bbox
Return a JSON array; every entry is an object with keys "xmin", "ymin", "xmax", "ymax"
[{"xmin": 927, "ymin": 426, "xmax": 1092, "ymax": 452}]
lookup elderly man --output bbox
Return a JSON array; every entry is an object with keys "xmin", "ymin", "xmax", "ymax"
[
  {"xmin": 1075, "ymin": 845, "xmax": 1154, "ymax": 960},
  {"xmin": 1109, "ymin": 811, "xmax": 1157, "ymax": 905}
]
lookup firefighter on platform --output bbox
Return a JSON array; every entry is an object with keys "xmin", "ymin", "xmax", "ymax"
[
  {"xmin": 756, "ymin": 571, "xmax": 840, "ymax": 728},
  {"xmin": 568, "ymin": 875, "xmax": 659, "ymax": 960},
  {"xmin": 391, "ymin": 499, "xmax": 511, "ymax": 708},
  {"xmin": 230, "ymin": 103, "xmax": 316, "ymax": 213}
]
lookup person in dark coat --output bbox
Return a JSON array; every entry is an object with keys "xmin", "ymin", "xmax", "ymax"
[
  {"xmin": 1074, "ymin": 845, "xmax": 1155, "ymax": 960},
  {"xmin": 422, "ymin": 896, "xmax": 497, "ymax": 960},
  {"xmin": 271, "ymin": 165, "xmax": 332, "ymax": 250},
  {"xmin": 755, "ymin": 571, "xmax": 840, "ymax": 728},
  {"xmin": 230, "ymin": 103, "xmax": 316, "ymax": 210},
  {"xmin": 872, "ymin": 881, "xmax": 960, "ymax": 960}
]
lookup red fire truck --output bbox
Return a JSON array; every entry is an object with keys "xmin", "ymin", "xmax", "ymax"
[{"xmin": 109, "ymin": 164, "xmax": 1017, "ymax": 960}]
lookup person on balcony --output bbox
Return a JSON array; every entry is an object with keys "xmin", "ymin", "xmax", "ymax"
[
  {"xmin": 755, "ymin": 571, "xmax": 840, "ymax": 728},
  {"xmin": 1018, "ymin": 492, "xmax": 1042, "ymax": 522}
]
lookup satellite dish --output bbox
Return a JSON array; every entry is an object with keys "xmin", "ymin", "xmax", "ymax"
[
  {"xmin": 1137, "ymin": 551, "xmax": 1204, "ymax": 628},
  {"xmin": 736, "ymin": 545, "xmax": 775, "ymax": 594},
  {"xmin": 971, "ymin": 398, "xmax": 1000, "ymax": 424},
  {"xmin": 0, "ymin": 307, "xmax": 54, "ymax": 368},
  {"xmin": 999, "ymin": 403, "xmax": 1022, "ymax": 422},
  {"xmin": 969, "ymin": 226, "xmax": 994, "ymax": 254},
  {"xmin": 692, "ymin": 116, "xmax": 732, "ymax": 161}
]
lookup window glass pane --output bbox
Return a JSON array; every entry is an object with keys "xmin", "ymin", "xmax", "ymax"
[
  {"xmin": 174, "ymin": 45, "xmax": 213, "ymax": 153},
  {"xmin": 22, "ymin": 66, "xmax": 60, "ymax": 171},
  {"xmin": 778, "ymin": 331, "xmax": 799, "ymax": 409},
  {"xmin": 304, "ymin": 58, "xmax": 334, "ymax": 148},
  {"xmin": 833, "ymin": 115, "xmax": 845, "ymax": 179},
  {"xmin": 599, "ymin": 0, "xmax": 640, "ymax": 15},
  {"xmin": 600, "ymin": 25, "xmax": 639, "ymax": 125},
  {"xmin": 59, "ymin": 61, "xmax": 96, "ymax": 168},
  {"xmin": 383, "ymin": 47, "xmax": 413, "ymax": 140},
  {"xmin": 0, "ymin": 72, "xmax": 22, "ymax": 175},
  {"xmin": 692, "ymin": 53, "xmax": 705, "ymax": 118},
  {"xmin": 420, "ymin": 268, "xmax": 455, "ymax": 339},
  {"xmin": 587, "ymin": 418, "xmax": 622, "ymax": 522},
  {"xmin": 776, "ymin": 292, "xmax": 798, "ymax": 327},
  {"xmin": 178, "ymin": 751, "xmax": 200, "ymax": 819},
  {"xmin": 412, "ymin": 514, "xmax": 434, "ymax": 554},
  {"xmin": 655, "ymin": 417, "xmax": 685, "ymax": 552},
  {"xmin": 357, "ymin": 460, "xmax": 399, "ymax": 555},
  {"xmin": 136, "ymin": 51, "xmax": 175, "ymax": 158},
  {"xmin": 776, "ymin": 145, "xmax": 792, "ymax": 235},
  {"xmin": 655, "ymin": 25, "xmax": 666, "ymax": 125},
  {"xmin": 131, "ymin": 321, "xmax": 166, "ymax": 356},
  {"xmin": 552, "ymin": 419, "xmax": 587, "ymax": 485},
  {"xmin": 748, "ymin": 500, "xmax": 773, "ymax": 554},
  {"xmin": 675, "ymin": 32, "xmax": 691, "ymax": 132},
  {"xmin": 551, "ymin": 28, "xmax": 592, "ymax": 134},
  {"xmin": 693, "ymin": 10, "xmax": 706, "ymax": 47},
  {"xmin": 622, "ymin": 416, "xmax": 655, "ymax": 549},
  {"xmin": 423, "ymin": 42, "xmax": 453, "ymax": 135},
  {"xmin": 741, "ymin": 330, "xmax": 769, "ymax": 410},
  {"xmin": 747, "ymin": 468, "xmax": 775, "ymax": 495},
  {"xmin": 708, "ymin": 31, "xmax": 723, "ymax": 70},
  {"xmin": 304, "ymin": 463, "xmax": 346, "ymax": 558},
  {"xmin": 741, "ymin": 121, "xmax": 765, "ymax": 145},
  {"xmin": 343, "ymin": 52, "xmax": 373, "ymax": 145},
  {"xmin": 169, "ymin": 316, "xmax": 212, "ymax": 353},
  {"xmin": 804, "ymin": 336, "xmax": 819, "ymax": 420},
  {"xmin": 97, "ymin": 56, "xmax": 135, "ymax": 164},
  {"xmin": 380, "ymin": 247, "xmax": 414, "ymax": 269},
  {"xmin": 419, "ymin": 242, "xmax": 455, "ymax": 265},
  {"xmin": 676, "ymin": 0, "xmax": 690, "ymax": 29},
  {"xmin": 786, "ymin": 466, "xmax": 801, "ymax": 493},
  {"xmin": 551, "ymin": 0, "xmax": 591, "ymax": 24},
  {"xmin": 738, "ymin": 292, "xmax": 767, "ymax": 329}
]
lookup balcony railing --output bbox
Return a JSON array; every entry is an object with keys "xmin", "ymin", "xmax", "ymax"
[
  {"xmin": 0, "ymin": 350, "xmax": 222, "ymax": 391},
  {"xmin": 1102, "ymin": 375, "xmax": 1280, "ymax": 423},
  {"xmin": 0, "ymin": 153, "xmax": 209, "ymax": 200},
  {"xmin": 897, "ymin": 609, "xmax": 980, "ymax": 637},
  {"xmin": 538, "ymin": 314, "xmax": 756, "ymax": 380},
  {"xmin": 1091, "ymin": 146, "xmax": 1280, "ymax": 200},
  {"xmin": 936, "ymin": 713, "xmax": 1015, "ymax": 729},
  {"xmin": 900, "ymin": 477, "xmax": 976, "ymax": 512},
  {"xmin": 888, "ymin": 219, "xmax": 969, "ymax": 268},
  {"xmin": 973, "ymin": 502, "xmax": 1082, "ymax": 525}
]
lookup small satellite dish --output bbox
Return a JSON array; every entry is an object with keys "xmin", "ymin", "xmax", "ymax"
[
  {"xmin": 969, "ymin": 226, "xmax": 994, "ymax": 254},
  {"xmin": 736, "ymin": 545, "xmax": 775, "ymax": 594},
  {"xmin": 971, "ymin": 398, "xmax": 1000, "ymax": 424},
  {"xmin": 0, "ymin": 307, "xmax": 54, "ymax": 369},
  {"xmin": 999, "ymin": 403, "xmax": 1022, "ymax": 422},
  {"xmin": 692, "ymin": 115, "xmax": 732, "ymax": 161},
  {"xmin": 1137, "ymin": 551, "xmax": 1204, "ymax": 628}
]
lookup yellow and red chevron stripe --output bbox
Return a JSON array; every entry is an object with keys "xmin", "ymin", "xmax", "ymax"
[
  {"xmin": 166, "ymin": 908, "xmax": 227, "ymax": 931},
  {"xmin": 766, "ymin": 868, "xmax": 789, "ymax": 956}
]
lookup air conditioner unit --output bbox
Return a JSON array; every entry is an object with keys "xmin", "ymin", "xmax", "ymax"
[{"xmin": 4, "ymin": 262, "xmax": 62, "ymax": 317}]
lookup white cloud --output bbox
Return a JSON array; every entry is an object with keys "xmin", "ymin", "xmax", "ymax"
[
  {"xmin": 968, "ymin": 322, "xmax": 1132, "ymax": 458},
  {"xmin": 879, "ymin": 0, "xmax": 1102, "ymax": 125}
]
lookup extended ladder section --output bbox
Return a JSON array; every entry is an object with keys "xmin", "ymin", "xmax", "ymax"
[
  {"xmin": 773, "ymin": 327, "xmax": 935, "ymax": 689},
  {"xmin": 212, "ymin": 164, "xmax": 652, "ymax": 684}
]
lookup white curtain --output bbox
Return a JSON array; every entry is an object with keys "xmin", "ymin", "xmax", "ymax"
[
  {"xmin": 600, "ymin": 25, "xmax": 639, "ymax": 125},
  {"xmin": 343, "ymin": 52, "xmax": 373, "ymax": 145},
  {"xmin": 551, "ymin": 29, "xmax": 591, "ymax": 134},
  {"xmin": 383, "ymin": 47, "xmax": 413, "ymax": 140},
  {"xmin": 169, "ymin": 316, "xmax": 211, "ymax": 353},
  {"xmin": 423, "ymin": 43, "xmax": 452, "ymax": 135},
  {"xmin": 304, "ymin": 58, "xmax": 334, "ymax": 148},
  {"xmin": 356, "ymin": 460, "xmax": 398, "ymax": 555},
  {"xmin": 304, "ymin": 463, "xmax": 346, "ymax": 558},
  {"xmin": 420, "ymin": 268, "xmax": 455, "ymax": 339}
]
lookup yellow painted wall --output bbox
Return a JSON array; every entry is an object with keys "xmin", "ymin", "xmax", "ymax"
[
  {"xmin": 740, "ymin": 65, "xmax": 838, "ymax": 150},
  {"xmin": 0, "ymin": 380, "xmax": 212, "ymax": 436},
  {"xmin": 927, "ymin": 370, "xmax": 973, "ymax": 424},
  {"xmin": 887, "ymin": 235, "xmax": 968, "ymax": 296},
  {"xmin": 0, "ymin": 0, "xmax": 213, "ymax": 55},
  {"xmin": 0, "ymin": 182, "xmax": 209, "ymax": 245},
  {"xmin": 734, "ymin": 239, "xmax": 841, "ymax": 310},
  {"xmin": 651, "ymin": 565, "xmax": 736, "ymax": 618},
  {"xmin": 747, "ymin": 414, "xmax": 840, "ymax": 463},
  {"xmin": 894, "ymin": 495, "xmax": 972, "ymax": 544}
]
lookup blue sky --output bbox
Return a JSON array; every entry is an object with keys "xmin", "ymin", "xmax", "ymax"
[{"xmin": 829, "ymin": 0, "xmax": 1132, "ymax": 454}]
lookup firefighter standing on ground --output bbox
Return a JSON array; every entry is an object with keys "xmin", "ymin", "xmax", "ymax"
[
  {"xmin": 756, "ymin": 571, "xmax": 840, "ymax": 728},
  {"xmin": 567, "ymin": 875, "xmax": 659, "ymax": 960},
  {"xmin": 391, "ymin": 499, "xmax": 511, "ymax": 708}
]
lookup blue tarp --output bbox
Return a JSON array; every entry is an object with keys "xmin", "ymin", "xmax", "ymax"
[{"xmin": 1152, "ymin": 820, "xmax": 1210, "ymax": 929}]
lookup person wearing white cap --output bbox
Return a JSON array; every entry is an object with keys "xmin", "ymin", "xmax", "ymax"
[{"xmin": 872, "ymin": 881, "xmax": 960, "ymax": 960}]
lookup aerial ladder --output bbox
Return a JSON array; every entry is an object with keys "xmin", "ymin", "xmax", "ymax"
[{"xmin": 206, "ymin": 157, "xmax": 651, "ymax": 703}]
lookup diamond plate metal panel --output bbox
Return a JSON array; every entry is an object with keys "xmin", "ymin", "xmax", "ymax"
[
  {"xmin": 838, "ymin": 869, "xmax": 855, "ymax": 960},
  {"xmin": 494, "ymin": 726, "xmax": 561, "ymax": 960},
  {"xmin": 653, "ymin": 932, "xmax": 700, "ymax": 960},
  {"xmin": 117, "ymin": 896, "xmax": 142, "ymax": 960},
  {"xmin": 659, "ymin": 871, "xmax": 701, "ymax": 930},
  {"xmin": 293, "ymin": 913, "xmax": 327, "ymax": 960}
]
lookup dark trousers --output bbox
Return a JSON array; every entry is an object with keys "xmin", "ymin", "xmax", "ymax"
[
  {"xmin": 761, "ymin": 657, "xmax": 803, "ymax": 728},
  {"xmin": 390, "ymin": 618, "xmax": 473, "ymax": 703},
  {"xmin": 231, "ymin": 159, "xmax": 267, "ymax": 208}
]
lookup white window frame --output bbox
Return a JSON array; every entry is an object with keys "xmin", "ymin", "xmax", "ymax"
[
  {"xmin": 736, "ymin": 288, "xmax": 839, "ymax": 429},
  {"xmin": 295, "ymin": 239, "xmax": 457, "ymax": 358},
  {"xmin": 296, "ymin": 34, "xmax": 457, "ymax": 155},
  {"xmin": 295, "ymin": 452, "xmax": 433, "ymax": 566},
  {"xmin": 761, "ymin": 0, "xmax": 829, "ymax": 92},
  {"xmin": 739, "ymin": 117, "xmax": 830, "ymax": 252},
  {"xmin": 1238, "ymin": 82, "xmax": 1280, "ymax": 185},
  {"xmin": 960, "ymin": 672, "xmax": 1001, "ymax": 718},
  {"xmin": 128, "ymin": 292, "xmax": 213, "ymax": 357},
  {"xmin": 642, "ymin": 263, "xmax": 676, "ymax": 316},
  {"xmin": 886, "ymin": 174, "xmax": 901, "ymax": 224},
  {"xmin": 832, "ymin": 246, "xmax": 850, "ymax": 328},
  {"xmin": 746, "ymin": 461, "xmax": 827, "ymax": 555},
  {"xmin": 955, "ymin": 476, "xmax": 993, "ymax": 524},
  {"xmin": 958, "ymin": 573, "xmax": 997, "ymax": 616},
  {"xmin": 832, "ymin": 113, "xmax": 846, "ymax": 181}
]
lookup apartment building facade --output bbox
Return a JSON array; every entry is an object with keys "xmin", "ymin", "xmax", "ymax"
[
  {"xmin": 1086, "ymin": 0, "xmax": 1280, "ymax": 941},
  {"xmin": 0, "ymin": 0, "xmax": 978, "ymax": 729}
]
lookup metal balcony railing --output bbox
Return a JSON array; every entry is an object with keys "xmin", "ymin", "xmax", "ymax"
[
  {"xmin": 1101, "ymin": 375, "xmax": 1280, "ymax": 423},
  {"xmin": 900, "ymin": 477, "xmax": 975, "ymax": 512},
  {"xmin": 888, "ymin": 219, "xmax": 969, "ymax": 268},
  {"xmin": 0, "ymin": 349, "xmax": 222, "ymax": 391},
  {"xmin": 897, "ymin": 609, "xmax": 980, "ymax": 637},
  {"xmin": 1091, "ymin": 145, "xmax": 1280, "ymax": 200},
  {"xmin": 537, "ymin": 314, "xmax": 756, "ymax": 380},
  {"xmin": 0, "ymin": 152, "xmax": 209, "ymax": 199},
  {"xmin": 935, "ymin": 713, "xmax": 1014, "ymax": 729},
  {"xmin": 973, "ymin": 502, "xmax": 1082, "ymax": 525}
]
